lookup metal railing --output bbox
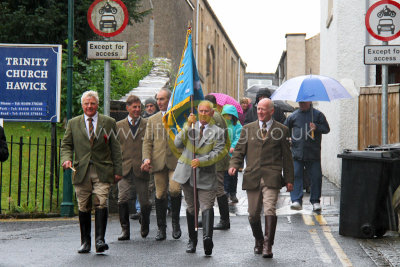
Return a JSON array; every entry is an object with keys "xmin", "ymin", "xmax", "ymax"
[{"xmin": 0, "ymin": 136, "xmax": 66, "ymax": 214}]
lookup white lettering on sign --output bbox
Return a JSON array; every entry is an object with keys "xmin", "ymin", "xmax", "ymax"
[
  {"xmin": 5, "ymin": 57, "xmax": 48, "ymax": 66},
  {"xmin": 6, "ymin": 82, "xmax": 47, "ymax": 90}
]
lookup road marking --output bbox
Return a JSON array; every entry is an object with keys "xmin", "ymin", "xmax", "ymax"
[
  {"xmin": 315, "ymin": 214, "xmax": 327, "ymax": 225},
  {"xmin": 302, "ymin": 214, "xmax": 315, "ymax": 225},
  {"xmin": 309, "ymin": 228, "xmax": 333, "ymax": 264},
  {"xmin": 322, "ymin": 225, "xmax": 353, "ymax": 267}
]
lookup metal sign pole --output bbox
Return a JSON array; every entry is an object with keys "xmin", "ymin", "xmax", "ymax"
[
  {"xmin": 104, "ymin": 38, "xmax": 111, "ymax": 116},
  {"xmin": 382, "ymin": 41, "xmax": 388, "ymax": 145}
]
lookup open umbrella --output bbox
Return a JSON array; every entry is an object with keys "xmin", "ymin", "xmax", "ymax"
[
  {"xmin": 271, "ymin": 74, "xmax": 352, "ymax": 137},
  {"xmin": 270, "ymin": 74, "xmax": 352, "ymax": 102},
  {"xmin": 210, "ymin": 93, "xmax": 243, "ymax": 114}
]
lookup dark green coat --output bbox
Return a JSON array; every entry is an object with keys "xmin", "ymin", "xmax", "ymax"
[{"xmin": 61, "ymin": 114, "xmax": 122, "ymax": 185}]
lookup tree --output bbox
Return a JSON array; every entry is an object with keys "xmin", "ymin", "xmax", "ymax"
[{"xmin": 0, "ymin": 0, "xmax": 150, "ymax": 57}]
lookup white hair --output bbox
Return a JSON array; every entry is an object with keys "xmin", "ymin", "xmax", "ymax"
[{"xmin": 81, "ymin": 90, "xmax": 99, "ymax": 105}]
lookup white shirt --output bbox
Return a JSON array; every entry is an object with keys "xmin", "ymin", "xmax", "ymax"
[
  {"xmin": 259, "ymin": 119, "xmax": 273, "ymax": 132},
  {"xmin": 84, "ymin": 112, "xmax": 98, "ymax": 139}
]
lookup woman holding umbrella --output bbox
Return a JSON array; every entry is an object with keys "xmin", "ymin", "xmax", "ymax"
[{"xmin": 221, "ymin": 104, "xmax": 243, "ymax": 203}]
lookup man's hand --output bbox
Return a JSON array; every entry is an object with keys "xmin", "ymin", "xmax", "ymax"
[
  {"xmin": 310, "ymin": 122, "xmax": 317, "ymax": 131},
  {"xmin": 286, "ymin": 183, "xmax": 293, "ymax": 192},
  {"xmin": 228, "ymin": 167, "xmax": 237, "ymax": 176},
  {"xmin": 191, "ymin": 158, "xmax": 200, "ymax": 169},
  {"xmin": 114, "ymin": 175, "xmax": 123, "ymax": 183},
  {"xmin": 141, "ymin": 159, "xmax": 152, "ymax": 172},
  {"xmin": 62, "ymin": 160, "xmax": 72, "ymax": 170},
  {"xmin": 229, "ymin": 147, "xmax": 234, "ymax": 154},
  {"xmin": 187, "ymin": 113, "xmax": 197, "ymax": 127}
]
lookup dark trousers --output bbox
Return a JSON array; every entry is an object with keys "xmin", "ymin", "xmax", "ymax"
[{"xmin": 224, "ymin": 171, "xmax": 238, "ymax": 195}]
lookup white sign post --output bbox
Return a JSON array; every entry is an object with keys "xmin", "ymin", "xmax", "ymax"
[
  {"xmin": 87, "ymin": 41, "xmax": 128, "ymax": 60},
  {"xmin": 365, "ymin": 0, "xmax": 400, "ymax": 145}
]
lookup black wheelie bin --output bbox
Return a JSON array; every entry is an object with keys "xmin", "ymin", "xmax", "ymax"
[{"xmin": 337, "ymin": 147, "xmax": 400, "ymax": 238}]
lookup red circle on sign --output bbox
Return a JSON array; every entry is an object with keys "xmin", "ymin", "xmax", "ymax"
[
  {"xmin": 87, "ymin": 0, "xmax": 129, "ymax": 38},
  {"xmin": 365, "ymin": 0, "xmax": 400, "ymax": 41}
]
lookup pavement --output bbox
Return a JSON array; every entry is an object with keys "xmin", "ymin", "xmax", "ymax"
[{"xmin": 1, "ymin": 172, "xmax": 400, "ymax": 266}]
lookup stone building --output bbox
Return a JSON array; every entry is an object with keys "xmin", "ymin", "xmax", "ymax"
[
  {"xmin": 114, "ymin": 0, "xmax": 246, "ymax": 99},
  {"xmin": 275, "ymin": 33, "xmax": 320, "ymax": 85}
]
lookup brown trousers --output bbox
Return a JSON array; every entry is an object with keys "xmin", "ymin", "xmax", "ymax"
[
  {"xmin": 74, "ymin": 164, "xmax": 111, "ymax": 212},
  {"xmin": 118, "ymin": 169, "xmax": 150, "ymax": 206},
  {"xmin": 153, "ymin": 167, "xmax": 181, "ymax": 199},
  {"xmin": 246, "ymin": 178, "xmax": 279, "ymax": 223},
  {"xmin": 182, "ymin": 181, "xmax": 216, "ymax": 214}
]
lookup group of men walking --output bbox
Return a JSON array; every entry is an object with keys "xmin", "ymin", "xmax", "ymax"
[{"xmin": 60, "ymin": 87, "xmax": 329, "ymax": 259}]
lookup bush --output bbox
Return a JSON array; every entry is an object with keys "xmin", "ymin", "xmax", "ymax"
[{"xmin": 61, "ymin": 42, "xmax": 153, "ymax": 120}]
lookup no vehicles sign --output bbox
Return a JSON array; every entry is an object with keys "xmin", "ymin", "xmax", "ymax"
[
  {"xmin": 87, "ymin": 0, "xmax": 129, "ymax": 37},
  {"xmin": 365, "ymin": 0, "xmax": 400, "ymax": 41}
]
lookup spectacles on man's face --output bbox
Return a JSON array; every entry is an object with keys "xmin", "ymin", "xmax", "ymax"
[{"xmin": 146, "ymin": 104, "xmax": 155, "ymax": 108}]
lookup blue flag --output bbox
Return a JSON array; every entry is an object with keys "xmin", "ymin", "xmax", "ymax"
[{"xmin": 163, "ymin": 28, "xmax": 204, "ymax": 140}]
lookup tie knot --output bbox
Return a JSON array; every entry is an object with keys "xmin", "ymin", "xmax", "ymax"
[
  {"xmin": 262, "ymin": 122, "xmax": 267, "ymax": 128},
  {"xmin": 88, "ymin": 117, "xmax": 93, "ymax": 122},
  {"xmin": 200, "ymin": 125, "xmax": 205, "ymax": 130}
]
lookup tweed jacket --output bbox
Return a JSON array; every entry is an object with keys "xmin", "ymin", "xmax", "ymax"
[
  {"xmin": 173, "ymin": 122, "xmax": 227, "ymax": 190},
  {"xmin": 230, "ymin": 120, "xmax": 294, "ymax": 190},
  {"xmin": 116, "ymin": 117, "xmax": 149, "ymax": 180},
  {"xmin": 60, "ymin": 114, "xmax": 122, "ymax": 185},
  {"xmin": 142, "ymin": 111, "xmax": 179, "ymax": 172}
]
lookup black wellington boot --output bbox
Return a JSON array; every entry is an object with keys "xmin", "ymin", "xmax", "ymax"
[
  {"xmin": 95, "ymin": 208, "xmax": 109, "ymax": 253},
  {"xmin": 202, "ymin": 208, "xmax": 214, "ymax": 256},
  {"xmin": 262, "ymin": 215, "xmax": 277, "ymax": 258},
  {"xmin": 140, "ymin": 205, "xmax": 151, "ymax": 238},
  {"xmin": 214, "ymin": 195, "xmax": 230, "ymax": 230},
  {"xmin": 171, "ymin": 195, "xmax": 182, "ymax": 239},
  {"xmin": 118, "ymin": 202, "xmax": 130, "ymax": 241},
  {"xmin": 186, "ymin": 210, "xmax": 198, "ymax": 253},
  {"xmin": 155, "ymin": 198, "xmax": 167, "ymax": 241},
  {"xmin": 78, "ymin": 211, "xmax": 91, "ymax": 253}
]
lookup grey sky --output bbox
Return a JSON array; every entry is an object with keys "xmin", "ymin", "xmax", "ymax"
[{"xmin": 207, "ymin": 0, "xmax": 321, "ymax": 73}]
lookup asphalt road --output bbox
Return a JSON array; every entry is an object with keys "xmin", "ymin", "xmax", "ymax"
[{"xmin": 0, "ymin": 173, "xmax": 396, "ymax": 266}]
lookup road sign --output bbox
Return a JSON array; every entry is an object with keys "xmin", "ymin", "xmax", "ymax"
[
  {"xmin": 87, "ymin": 41, "xmax": 128, "ymax": 60},
  {"xmin": 364, "ymin": 45, "xmax": 400, "ymax": 64},
  {"xmin": 87, "ymin": 0, "xmax": 129, "ymax": 38},
  {"xmin": 365, "ymin": 0, "xmax": 400, "ymax": 41},
  {"xmin": 0, "ymin": 44, "xmax": 62, "ymax": 122}
]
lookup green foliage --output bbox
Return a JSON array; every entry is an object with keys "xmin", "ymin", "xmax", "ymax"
[
  {"xmin": 61, "ymin": 44, "xmax": 153, "ymax": 119},
  {"xmin": 0, "ymin": 0, "xmax": 151, "ymax": 57}
]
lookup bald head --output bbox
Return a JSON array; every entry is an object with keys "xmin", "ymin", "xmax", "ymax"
[{"xmin": 257, "ymin": 98, "xmax": 275, "ymax": 122}]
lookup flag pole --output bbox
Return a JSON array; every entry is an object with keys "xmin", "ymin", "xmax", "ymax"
[{"xmin": 191, "ymin": 95, "xmax": 199, "ymax": 231}]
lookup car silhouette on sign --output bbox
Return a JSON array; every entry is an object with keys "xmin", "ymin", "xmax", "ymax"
[
  {"xmin": 99, "ymin": 15, "xmax": 117, "ymax": 31},
  {"xmin": 377, "ymin": 18, "xmax": 395, "ymax": 34}
]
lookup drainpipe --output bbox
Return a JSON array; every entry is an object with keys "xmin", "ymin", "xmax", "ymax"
[
  {"xmin": 237, "ymin": 58, "xmax": 241, "ymax": 101},
  {"xmin": 148, "ymin": 0, "xmax": 154, "ymax": 58},
  {"xmin": 365, "ymin": 0, "xmax": 370, "ymax": 85},
  {"xmin": 195, "ymin": 0, "xmax": 200, "ymax": 64}
]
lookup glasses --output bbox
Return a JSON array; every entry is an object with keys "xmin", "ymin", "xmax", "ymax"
[{"xmin": 145, "ymin": 104, "xmax": 155, "ymax": 108}]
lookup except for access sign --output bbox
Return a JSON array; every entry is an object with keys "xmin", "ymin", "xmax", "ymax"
[
  {"xmin": 364, "ymin": 45, "xmax": 400, "ymax": 64},
  {"xmin": 87, "ymin": 0, "xmax": 129, "ymax": 38},
  {"xmin": 87, "ymin": 41, "xmax": 128, "ymax": 60},
  {"xmin": 365, "ymin": 0, "xmax": 400, "ymax": 41}
]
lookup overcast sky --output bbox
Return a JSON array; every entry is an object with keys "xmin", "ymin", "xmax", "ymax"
[{"xmin": 207, "ymin": 0, "xmax": 321, "ymax": 73}]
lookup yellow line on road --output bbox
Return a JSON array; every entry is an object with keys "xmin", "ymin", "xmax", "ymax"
[
  {"xmin": 302, "ymin": 214, "xmax": 315, "ymax": 225},
  {"xmin": 315, "ymin": 214, "xmax": 327, "ymax": 225},
  {"xmin": 309, "ymin": 228, "xmax": 333, "ymax": 264},
  {"xmin": 0, "ymin": 217, "xmax": 78, "ymax": 222},
  {"xmin": 321, "ymin": 225, "xmax": 353, "ymax": 267}
]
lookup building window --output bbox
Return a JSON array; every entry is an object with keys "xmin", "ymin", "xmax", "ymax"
[
  {"xmin": 326, "ymin": 0, "xmax": 333, "ymax": 28},
  {"xmin": 206, "ymin": 45, "xmax": 215, "ymax": 82}
]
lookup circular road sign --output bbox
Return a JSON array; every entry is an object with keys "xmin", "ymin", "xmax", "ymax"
[
  {"xmin": 365, "ymin": 0, "xmax": 400, "ymax": 41},
  {"xmin": 87, "ymin": 0, "xmax": 129, "ymax": 38}
]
